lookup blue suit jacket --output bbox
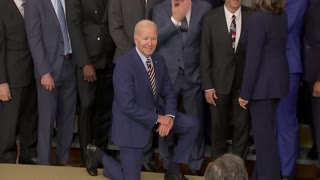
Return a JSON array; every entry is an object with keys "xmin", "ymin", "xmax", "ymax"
[
  {"xmin": 111, "ymin": 48, "xmax": 177, "ymax": 148},
  {"xmin": 285, "ymin": 0, "xmax": 307, "ymax": 73},
  {"xmin": 24, "ymin": 0, "xmax": 69, "ymax": 80},
  {"xmin": 152, "ymin": 0, "xmax": 211, "ymax": 84},
  {"xmin": 240, "ymin": 10, "xmax": 289, "ymax": 100}
]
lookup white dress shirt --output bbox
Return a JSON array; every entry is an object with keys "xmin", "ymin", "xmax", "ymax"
[
  {"xmin": 50, "ymin": 0, "xmax": 72, "ymax": 53},
  {"xmin": 13, "ymin": 0, "xmax": 25, "ymax": 17},
  {"xmin": 224, "ymin": 5, "xmax": 242, "ymax": 51}
]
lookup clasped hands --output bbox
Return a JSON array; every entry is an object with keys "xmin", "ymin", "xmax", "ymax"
[{"xmin": 156, "ymin": 115, "xmax": 174, "ymax": 137}]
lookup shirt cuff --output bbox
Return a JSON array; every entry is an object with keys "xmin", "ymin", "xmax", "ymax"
[{"xmin": 171, "ymin": 16, "xmax": 181, "ymax": 28}]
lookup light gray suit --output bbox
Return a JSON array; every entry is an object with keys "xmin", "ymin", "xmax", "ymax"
[
  {"xmin": 24, "ymin": 0, "xmax": 76, "ymax": 165},
  {"xmin": 152, "ymin": 0, "xmax": 211, "ymax": 171}
]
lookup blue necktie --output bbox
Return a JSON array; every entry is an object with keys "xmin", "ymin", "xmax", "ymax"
[{"xmin": 57, "ymin": 0, "xmax": 70, "ymax": 55}]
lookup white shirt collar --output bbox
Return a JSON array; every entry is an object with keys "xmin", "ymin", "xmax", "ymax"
[{"xmin": 224, "ymin": 5, "xmax": 241, "ymax": 20}]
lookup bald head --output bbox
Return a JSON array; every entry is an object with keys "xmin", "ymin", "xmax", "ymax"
[{"xmin": 134, "ymin": 20, "xmax": 158, "ymax": 57}]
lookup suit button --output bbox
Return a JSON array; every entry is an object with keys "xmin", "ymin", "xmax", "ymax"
[
  {"xmin": 94, "ymin": 10, "xmax": 98, "ymax": 14},
  {"xmin": 97, "ymin": 37, "xmax": 101, "ymax": 40},
  {"xmin": 61, "ymin": 41, "xmax": 63, "ymax": 44}
]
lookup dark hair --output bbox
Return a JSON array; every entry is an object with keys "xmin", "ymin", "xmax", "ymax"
[
  {"xmin": 204, "ymin": 154, "xmax": 248, "ymax": 180},
  {"xmin": 252, "ymin": 0, "xmax": 285, "ymax": 14}
]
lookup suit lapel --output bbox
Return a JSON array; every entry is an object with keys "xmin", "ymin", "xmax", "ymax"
[
  {"xmin": 235, "ymin": 6, "xmax": 248, "ymax": 54},
  {"xmin": 218, "ymin": 7, "xmax": 234, "ymax": 54},
  {"xmin": 133, "ymin": 50, "xmax": 154, "ymax": 95},
  {"xmin": 7, "ymin": 0, "xmax": 24, "ymax": 21},
  {"xmin": 45, "ymin": 0, "xmax": 61, "ymax": 31}
]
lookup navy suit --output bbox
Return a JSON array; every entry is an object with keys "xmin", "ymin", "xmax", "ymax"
[
  {"xmin": 276, "ymin": 0, "xmax": 307, "ymax": 176},
  {"xmin": 24, "ymin": 0, "xmax": 76, "ymax": 165},
  {"xmin": 101, "ymin": 48, "xmax": 198, "ymax": 180},
  {"xmin": 152, "ymin": 0, "xmax": 211, "ymax": 171},
  {"xmin": 240, "ymin": 10, "xmax": 289, "ymax": 180}
]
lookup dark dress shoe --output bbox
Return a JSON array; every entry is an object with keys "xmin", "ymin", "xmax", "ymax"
[
  {"xmin": 19, "ymin": 157, "xmax": 38, "ymax": 165},
  {"xmin": 142, "ymin": 160, "xmax": 156, "ymax": 172},
  {"xmin": 164, "ymin": 172, "xmax": 189, "ymax": 180},
  {"xmin": 86, "ymin": 144, "xmax": 98, "ymax": 176},
  {"xmin": 189, "ymin": 169, "xmax": 200, "ymax": 176},
  {"xmin": 281, "ymin": 176, "xmax": 294, "ymax": 180}
]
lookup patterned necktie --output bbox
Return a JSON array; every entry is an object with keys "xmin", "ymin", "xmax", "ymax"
[
  {"xmin": 57, "ymin": 0, "xmax": 70, "ymax": 55},
  {"xmin": 230, "ymin": 15, "xmax": 236, "ymax": 51},
  {"xmin": 146, "ymin": 59, "xmax": 156, "ymax": 96}
]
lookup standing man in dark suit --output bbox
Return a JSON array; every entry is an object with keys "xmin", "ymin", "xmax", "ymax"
[
  {"xmin": 239, "ymin": 0, "xmax": 288, "ymax": 179},
  {"xmin": 108, "ymin": 0, "xmax": 164, "ymax": 62},
  {"xmin": 24, "ymin": 0, "xmax": 77, "ymax": 165},
  {"xmin": 0, "ymin": 0, "xmax": 37, "ymax": 164},
  {"xmin": 276, "ymin": 0, "xmax": 307, "ymax": 178},
  {"xmin": 201, "ymin": 0, "xmax": 250, "ymax": 160},
  {"xmin": 303, "ymin": 0, "xmax": 320, "ymax": 176},
  {"xmin": 86, "ymin": 20, "xmax": 198, "ymax": 180},
  {"xmin": 152, "ymin": 0, "xmax": 211, "ymax": 175},
  {"xmin": 66, "ymin": 0, "xmax": 115, "ymax": 166}
]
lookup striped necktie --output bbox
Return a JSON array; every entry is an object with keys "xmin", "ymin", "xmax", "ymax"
[{"xmin": 146, "ymin": 59, "xmax": 156, "ymax": 96}]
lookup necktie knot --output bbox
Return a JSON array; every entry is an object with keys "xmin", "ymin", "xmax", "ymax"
[{"xmin": 146, "ymin": 59, "xmax": 152, "ymax": 68}]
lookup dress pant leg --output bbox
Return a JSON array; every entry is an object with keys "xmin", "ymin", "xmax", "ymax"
[
  {"xmin": 17, "ymin": 82, "xmax": 38, "ymax": 163},
  {"xmin": 210, "ymin": 94, "xmax": 230, "ymax": 160},
  {"xmin": 182, "ymin": 85, "xmax": 205, "ymax": 171},
  {"xmin": 36, "ymin": 81, "xmax": 58, "ymax": 165},
  {"xmin": 306, "ymin": 82, "xmax": 320, "ymax": 162},
  {"xmin": 276, "ymin": 74, "xmax": 300, "ymax": 176},
  {"xmin": 0, "ymin": 87, "xmax": 22, "ymax": 163},
  {"xmin": 77, "ymin": 68, "xmax": 97, "ymax": 165},
  {"xmin": 93, "ymin": 70, "xmax": 113, "ymax": 148},
  {"xmin": 171, "ymin": 112, "xmax": 198, "ymax": 164},
  {"xmin": 231, "ymin": 90, "xmax": 249, "ymax": 159},
  {"xmin": 55, "ymin": 60, "xmax": 76, "ymax": 163},
  {"xmin": 250, "ymin": 99, "xmax": 281, "ymax": 180},
  {"xmin": 102, "ymin": 146, "xmax": 144, "ymax": 180}
]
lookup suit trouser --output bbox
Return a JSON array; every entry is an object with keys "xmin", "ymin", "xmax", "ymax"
[
  {"xmin": 306, "ymin": 82, "xmax": 320, "ymax": 164},
  {"xmin": 159, "ymin": 68, "xmax": 205, "ymax": 170},
  {"xmin": 210, "ymin": 93, "xmax": 249, "ymax": 160},
  {"xmin": 77, "ymin": 67, "xmax": 113, "ymax": 165},
  {"xmin": 250, "ymin": 99, "xmax": 281, "ymax": 180},
  {"xmin": 276, "ymin": 74, "xmax": 300, "ymax": 176},
  {"xmin": 103, "ymin": 112, "xmax": 198, "ymax": 180},
  {"xmin": 0, "ymin": 82, "xmax": 37, "ymax": 163},
  {"xmin": 36, "ymin": 60, "xmax": 76, "ymax": 165}
]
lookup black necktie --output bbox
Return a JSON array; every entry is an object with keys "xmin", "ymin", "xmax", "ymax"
[
  {"xmin": 230, "ymin": 15, "xmax": 236, "ymax": 51},
  {"xmin": 180, "ymin": 17, "xmax": 188, "ymax": 32},
  {"xmin": 146, "ymin": 59, "xmax": 156, "ymax": 96}
]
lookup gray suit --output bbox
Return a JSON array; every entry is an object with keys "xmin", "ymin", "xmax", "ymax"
[
  {"xmin": 108, "ymin": 0, "xmax": 164, "ymax": 61},
  {"xmin": 24, "ymin": 0, "xmax": 76, "ymax": 165},
  {"xmin": 152, "ymin": 0, "xmax": 211, "ymax": 171}
]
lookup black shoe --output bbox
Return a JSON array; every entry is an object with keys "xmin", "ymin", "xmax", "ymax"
[
  {"xmin": 19, "ymin": 157, "xmax": 38, "ymax": 165},
  {"xmin": 281, "ymin": 176, "xmax": 294, "ymax": 180},
  {"xmin": 164, "ymin": 172, "xmax": 189, "ymax": 180},
  {"xmin": 86, "ymin": 144, "xmax": 98, "ymax": 176},
  {"xmin": 189, "ymin": 169, "xmax": 200, "ymax": 176},
  {"xmin": 142, "ymin": 159, "xmax": 156, "ymax": 172}
]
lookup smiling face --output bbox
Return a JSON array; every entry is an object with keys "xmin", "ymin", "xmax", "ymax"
[
  {"xmin": 134, "ymin": 22, "xmax": 158, "ymax": 57},
  {"xmin": 225, "ymin": 0, "xmax": 241, "ymax": 13}
]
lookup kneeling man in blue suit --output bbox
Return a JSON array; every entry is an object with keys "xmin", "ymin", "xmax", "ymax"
[{"xmin": 86, "ymin": 20, "xmax": 198, "ymax": 180}]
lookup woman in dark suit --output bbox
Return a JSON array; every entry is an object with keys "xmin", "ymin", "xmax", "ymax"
[{"xmin": 238, "ymin": 0, "xmax": 289, "ymax": 179}]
